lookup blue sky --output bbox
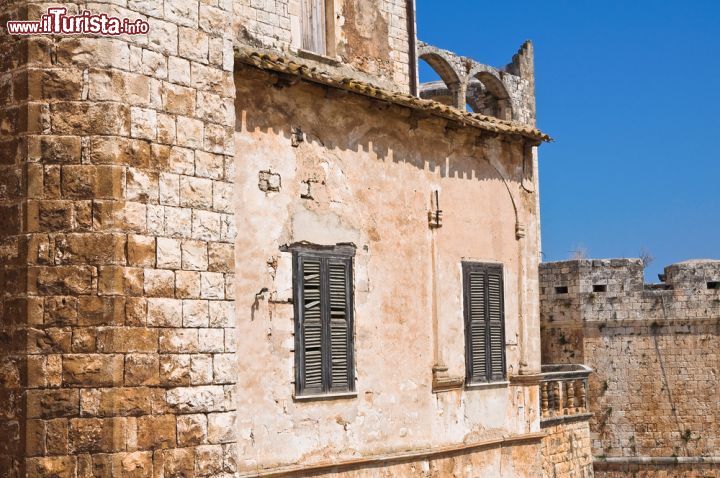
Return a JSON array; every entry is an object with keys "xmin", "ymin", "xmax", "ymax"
[{"xmin": 416, "ymin": 0, "xmax": 720, "ymax": 281}]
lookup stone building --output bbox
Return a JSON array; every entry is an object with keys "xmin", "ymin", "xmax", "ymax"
[
  {"xmin": 0, "ymin": 0, "xmax": 592, "ymax": 476},
  {"xmin": 541, "ymin": 259, "xmax": 720, "ymax": 477}
]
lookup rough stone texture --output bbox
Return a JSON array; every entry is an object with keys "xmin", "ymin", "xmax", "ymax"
[
  {"xmin": 418, "ymin": 41, "xmax": 537, "ymax": 126},
  {"xmin": 541, "ymin": 259, "xmax": 720, "ymax": 477},
  {"xmin": 0, "ymin": 1, "xmax": 237, "ymax": 476},
  {"xmin": 542, "ymin": 420, "xmax": 594, "ymax": 478},
  {"xmin": 594, "ymin": 462, "xmax": 720, "ymax": 478},
  {"xmin": 234, "ymin": 54, "xmax": 545, "ymax": 474}
]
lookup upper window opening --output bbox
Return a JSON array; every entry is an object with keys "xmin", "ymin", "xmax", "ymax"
[
  {"xmin": 555, "ymin": 286, "xmax": 569, "ymax": 294},
  {"xmin": 301, "ymin": 0, "xmax": 327, "ymax": 55},
  {"xmin": 593, "ymin": 284, "xmax": 607, "ymax": 293},
  {"xmin": 708, "ymin": 281, "xmax": 720, "ymax": 290}
]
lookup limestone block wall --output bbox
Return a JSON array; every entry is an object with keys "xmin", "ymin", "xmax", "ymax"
[
  {"xmin": 0, "ymin": 1, "xmax": 238, "ymax": 476},
  {"xmin": 540, "ymin": 259, "xmax": 720, "ymax": 475},
  {"xmin": 234, "ymin": 0, "xmax": 413, "ymax": 92},
  {"xmin": 541, "ymin": 420, "xmax": 594, "ymax": 478}
]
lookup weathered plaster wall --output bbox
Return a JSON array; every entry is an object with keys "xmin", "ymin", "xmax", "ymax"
[
  {"xmin": 234, "ymin": 63, "xmax": 543, "ymax": 475},
  {"xmin": 540, "ymin": 259, "xmax": 720, "ymax": 476},
  {"xmin": 0, "ymin": 1, "xmax": 238, "ymax": 476},
  {"xmin": 234, "ymin": 0, "xmax": 412, "ymax": 92}
]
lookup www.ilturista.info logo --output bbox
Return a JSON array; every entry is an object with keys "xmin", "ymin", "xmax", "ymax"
[{"xmin": 7, "ymin": 7, "xmax": 150, "ymax": 36}]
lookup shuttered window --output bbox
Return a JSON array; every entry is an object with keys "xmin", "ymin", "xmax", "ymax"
[
  {"xmin": 294, "ymin": 248, "xmax": 354, "ymax": 396},
  {"xmin": 463, "ymin": 262, "xmax": 506, "ymax": 383},
  {"xmin": 301, "ymin": 0, "xmax": 327, "ymax": 55}
]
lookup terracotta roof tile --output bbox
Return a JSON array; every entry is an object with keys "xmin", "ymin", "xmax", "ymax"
[{"xmin": 236, "ymin": 50, "xmax": 552, "ymax": 143}]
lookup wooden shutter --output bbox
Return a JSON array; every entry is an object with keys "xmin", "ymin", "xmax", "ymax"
[
  {"xmin": 295, "ymin": 249, "xmax": 354, "ymax": 396},
  {"xmin": 300, "ymin": 257, "xmax": 323, "ymax": 394},
  {"xmin": 464, "ymin": 263, "xmax": 506, "ymax": 383},
  {"xmin": 328, "ymin": 259, "xmax": 351, "ymax": 392},
  {"xmin": 467, "ymin": 269, "xmax": 487, "ymax": 383},
  {"xmin": 301, "ymin": 0, "xmax": 327, "ymax": 55},
  {"xmin": 487, "ymin": 268, "xmax": 505, "ymax": 381}
]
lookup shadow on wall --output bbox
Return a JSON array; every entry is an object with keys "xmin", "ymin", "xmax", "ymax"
[{"xmin": 233, "ymin": 64, "xmax": 533, "ymax": 204}]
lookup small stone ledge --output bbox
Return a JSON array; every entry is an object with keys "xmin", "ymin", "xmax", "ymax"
[
  {"xmin": 540, "ymin": 412, "xmax": 593, "ymax": 428},
  {"xmin": 465, "ymin": 380, "xmax": 510, "ymax": 391},
  {"xmin": 292, "ymin": 391, "xmax": 358, "ymax": 402},
  {"xmin": 594, "ymin": 456, "xmax": 720, "ymax": 468}
]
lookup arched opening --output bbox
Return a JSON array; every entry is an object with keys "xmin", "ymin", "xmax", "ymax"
[
  {"xmin": 466, "ymin": 72, "xmax": 513, "ymax": 121},
  {"xmin": 417, "ymin": 51, "xmax": 463, "ymax": 109}
]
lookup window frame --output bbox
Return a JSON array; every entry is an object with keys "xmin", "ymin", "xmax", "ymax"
[
  {"xmin": 300, "ymin": 0, "xmax": 333, "ymax": 56},
  {"xmin": 462, "ymin": 261, "xmax": 507, "ymax": 385},
  {"xmin": 292, "ymin": 245, "xmax": 356, "ymax": 398}
]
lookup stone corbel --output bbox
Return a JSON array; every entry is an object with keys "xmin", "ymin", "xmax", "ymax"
[{"xmin": 432, "ymin": 364, "xmax": 464, "ymax": 393}]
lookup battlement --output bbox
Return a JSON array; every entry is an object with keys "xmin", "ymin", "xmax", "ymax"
[
  {"xmin": 540, "ymin": 258, "xmax": 720, "ymax": 326},
  {"xmin": 541, "ymin": 258, "xmax": 720, "ymax": 298}
]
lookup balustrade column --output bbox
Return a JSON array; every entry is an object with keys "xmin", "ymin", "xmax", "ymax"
[{"xmin": 541, "ymin": 382, "xmax": 549, "ymax": 417}]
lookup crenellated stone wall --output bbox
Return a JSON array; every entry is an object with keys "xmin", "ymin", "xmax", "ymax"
[
  {"xmin": 541, "ymin": 259, "xmax": 720, "ymax": 477},
  {"xmin": 0, "ymin": 1, "xmax": 238, "ymax": 476}
]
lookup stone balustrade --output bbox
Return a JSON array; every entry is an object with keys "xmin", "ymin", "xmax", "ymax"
[{"xmin": 540, "ymin": 364, "xmax": 592, "ymax": 424}]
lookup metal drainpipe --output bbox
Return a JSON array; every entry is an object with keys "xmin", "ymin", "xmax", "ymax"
[{"xmin": 406, "ymin": 0, "xmax": 419, "ymax": 96}]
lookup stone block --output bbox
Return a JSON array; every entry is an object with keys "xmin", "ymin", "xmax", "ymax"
[
  {"xmin": 194, "ymin": 151, "xmax": 224, "ymax": 180},
  {"xmin": 137, "ymin": 414, "xmax": 177, "ymax": 450},
  {"xmin": 165, "ymin": 385, "xmax": 226, "ymax": 413},
  {"xmin": 180, "ymin": 175, "xmax": 213, "ymax": 209},
  {"xmin": 212, "ymin": 353, "xmax": 235, "ymax": 385},
  {"xmin": 78, "ymin": 296, "xmax": 125, "ymax": 326},
  {"xmin": 207, "ymin": 412, "xmax": 235, "ymax": 444},
  {"xmin": 176, "ymin": 115, "xmax": 204, "ymax": 149},
  {"xmin": 128, "ymin": 235, "xmax": 157, "ymax": 268},
  {"xmin": 157, "ymin": 237, "xmax": 182, "ymax": 269},
  {"xmin": 208, "ymin": 242, "xmax": 234, "ymax": 273},
  {"xmin": 125, "ymin": 354, "xmax": 159, "ymax": 387},
  {"xmin": 178, "ymin": 26, "xmax": 209, "ymax": 62},
  {"xmin": 177, "ymin": 414, "xmax": 207, "ymax": 446},
  {"xmin": 147, "ymin": 298, "xmax": 183, "ymax": 327},
  {"xmin": 182, "ymin": 240, "xmax": 209, "ymax": 271},
  {"xmin": 200, "ymin": 272, "xmax": 225, "ymax": 299},
  {"xmin": 96, "ymin": 327, "xmax": 158, "ymax": 353},
  {"xmin": 63, "ymin": 354, "xmax": 124, "ymax": 387},
  {"xmin": 159, "ymin": 173, "xmax": 180, "ymax": 206},
  {"xmin": 176, "ymin": 270, "xmax": 202, "ymax": 298},
  {"xmin": 159, "ymin": 328, "xmax": 199, "ymax": 353},
  {"xmin": 183, "ymin": 300, "xmax": 209, "ymax": 327},
  {"xmin": 160, "ymin": 354, "xmax": 191, "ymax": 385},
  {"xmin": 27, "ymin": 389, "xmax": 79, "ymax": 419},
  {"xmin": 208, "ymin": 301, "xmax": 234, "ymax": 328},
  {"xmin": 144, "ymin": 268, "xmax": 176, "ymax": 297},
  {"xmin": 126, "ymin": 168, "xmax": 159, "ymax": 202},
  {"xmin": 86, "ymin": 136, "xmax": 151, "ymax": 168},
  {"xmin": 161, "ymin": 82, "xmax": 196, "ymax": 115},
  {"xmin": 198, "ymin": 328, "xmax": 224, "ymax": 353}
]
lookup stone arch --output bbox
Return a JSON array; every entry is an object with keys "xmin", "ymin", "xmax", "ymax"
[
  {"xmin": 417, "ymin": 47, "xmax": 465, "ymax": 109},
  {"xmin": 467, "ymin": 65, "xmax": 513, "ymax": 121}
]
